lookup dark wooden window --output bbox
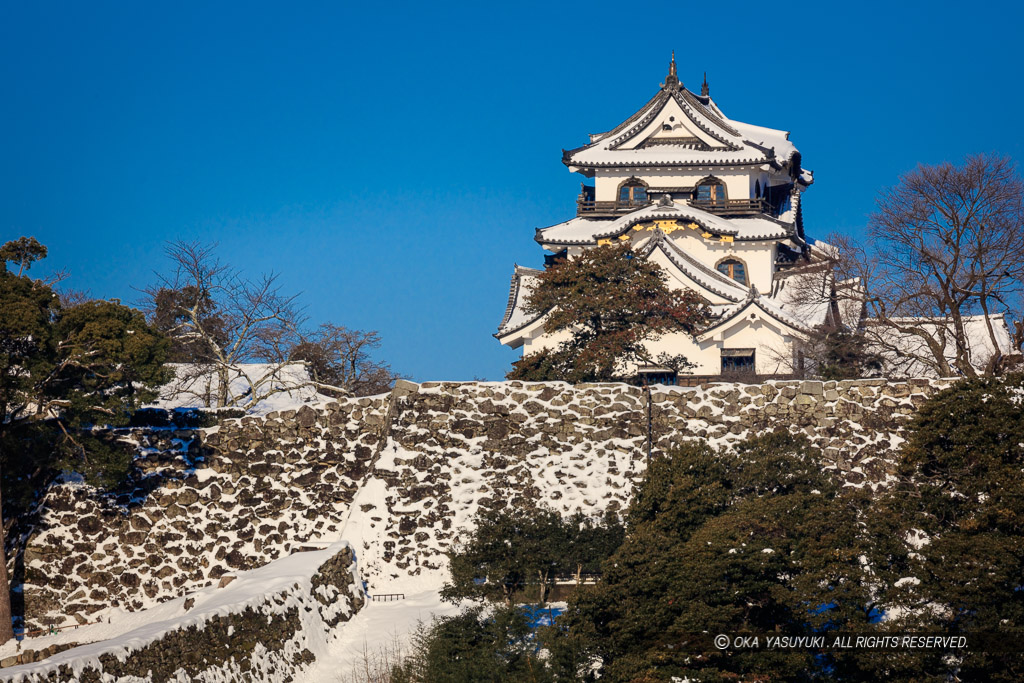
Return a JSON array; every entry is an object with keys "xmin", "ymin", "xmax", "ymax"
[
  {"xmin": 638, "ymin": 370, "xmax": 677, "ymax": 386},
  {"xmin": 716, "ymin": 259, "xmax": 747, "ymax": 285},
  {"xmin": 721, "ymin": 349, "xmax": 755, "ymax": 374},
  {"xmin": 619, "ymin": 183, "xmax": 648, "ymax": 205},
  {"xmin": 696, "ymin": 179, "xmax": 727, "ymax": 206}
]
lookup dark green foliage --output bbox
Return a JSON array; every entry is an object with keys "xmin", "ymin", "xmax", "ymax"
[
  {"xmin": 863, "ymin": 374, "xmax": 1024, "ymax": 681},
  {"xmin": 442, "ymin": 507, "xmax": 560, "ymax": 606},
  {"xmin": 391, "ymin": 606, "xmax": 550, "ymax": 683},
  {"xmin": 0, "ymin": 269, "xmax": 60, "ymax": 421},
  {"xmin": 558, "ymin": 433, "xmax": 873, "ymax": 682},
  {"xmin": 507, "ymin": 244, "xmax": 708, "ymax": 382},
  {"xmin": 563, "ymin": 510, "xmax": 626, "ymax": 581},
  {"xmin": 0, "ymin": 242, "xmax": 170, "ymax": 643},
  {"xmin": 0, "ymin": 252, "xmax": 170, "ymax": 494},
  {"xmin": 811, "ymin": 328, "xmax": 883, "ymax": 380},
  {"xmin": 0, "ymin": 237, "xmax": 47, "ymax": 276},
  {"xmin": 52, "ymin": 300, "xmax": 170, "ymax": 428},
  {"xmin": 442, "ymin": 507, "xmax": 624, "ymax": 607},
  {"xmin": 149, "ymin": 285, "xmax": 227, "ymax": 363},
  {"xmin": 129, "ymin": 407, "xmax": 245, "ymax": 429}
]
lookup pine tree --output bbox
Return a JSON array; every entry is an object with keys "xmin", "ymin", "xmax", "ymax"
[
  {"xmin": 507, "ymin": 244, "xmax": 708, "ymax": 382},
  {"xmin": 391, "ymin": 606, "xmax": 550, "ymax": 683},
  {"xmin": 862, "ymin": 375, "xmax": 1024, "ymax": 681},
  {"xmin": 557, "ymin": 434, "xmax": 874, "ymax": 681},
  {"xmin": 0, "ymin": 239, "xmax": 169, "ymax": 643},
  {"xmin": 443, "ymin": 506, "xmax": 624, "ymax": 608}
]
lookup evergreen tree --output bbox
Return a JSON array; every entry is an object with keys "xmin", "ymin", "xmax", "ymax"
[
  {"xmin": 556, "ymin": 434, "xmax": 874, "ymax": 681},
  {"xmin": 391, "ymin": 606, "xmax": 550, "ymax": 683},
  {"xmin": 796, "ymin": 325, "xmax": 883, "ymax": 380},
  {"xmin": 862, "ymin": 374, "xmax": 1024, "ymax": 681},
  {"xmin": 0, "ymin": 239, "xmax": 169, "ymax": 643},
  {"xmin": 507, "ymin": 244, "xmax": 708, "ymax": 382},
  {"xmin": 443, "ymin": 506, "xmax": 624, "ymax": 608},
  {"xmin": 443, "ymin": 507, "xmax": 567, "ymax": 607},
  {"xmin": 0, "ymin": 237, "xmax": 47, "ymax": 277}
]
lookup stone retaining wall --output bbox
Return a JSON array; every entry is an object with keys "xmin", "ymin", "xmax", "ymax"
[
  {"xmin": 2, "ymin": 545, "xmax": 363, "ymax": 682},
  {"xmin": 18, "ymin": 378, "xmax": 952, "ymax": 627}
]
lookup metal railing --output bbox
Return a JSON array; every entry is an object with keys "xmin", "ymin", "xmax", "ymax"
[{"xmin": 14, "ymin": 619, "xmax": 102, "ymax": 640}]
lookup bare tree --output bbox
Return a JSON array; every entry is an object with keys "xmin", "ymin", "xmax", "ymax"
[
  {"xmin": 758, "ymin": 237, "xmax": 880, "ymax": 379},
  {"xmin": 145, "ymin": 241, "xmax": 307, "ymax": 409},
  {"xmin": 261, "ymin": 323, "xmax": 404, "ymax": 397},
  {"xmin": 850, "ymin": 154, "xmax": 1024, "ymax": 377},
  {"xmin": 146, "ymin": 241, "xmax": 404, "ymax": 407}
]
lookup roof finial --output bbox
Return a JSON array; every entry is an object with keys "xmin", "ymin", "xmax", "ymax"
[
  {"xmin": 701, "ymin": 71, "xmax": 709, "ymax": 97},
  {"xmin": 663, "ymin": 50, "xmax": 680, "ymax": 90}
]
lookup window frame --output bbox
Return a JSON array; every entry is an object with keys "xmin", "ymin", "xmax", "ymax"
[
  {"xmin": 721, "ymin": 349, "xmax": 756, "ymax": 375},
  {"xmin": 616, "ymin": 177, "xmax": 650, "ymax": 207},
  {"xmin": 695, "ymin": 176, "xmax": 728, "ymax": 206},
  {"xmin": 715, "ymin": 257, "xmax": 749, "ymax": 286}
]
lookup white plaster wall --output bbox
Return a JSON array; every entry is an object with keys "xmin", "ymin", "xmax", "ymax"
[
  {"xmin": 646, "ymin": 248, "xmax": 736, "ymax": 305},
  {"xmin": 710, "ymin": 318, "xmax": 798, "ymax": 375},
  {"xmin": 617, "ymin": 98, "xmax": 720, "ymax": 150},
  {"xmin": 522, "ymin": 326, "xmax": 572, "ymax": 356},
  {"xmin": 594, "ymin": 170, "xmax": 757, "ymax": 203},
  {"xmin": 518, "ymin": 314, "xmax": 796, "ymax": 377},
  {"xmin": 640, "ymin": 319, "xmax": 796, "ymax": 376},
  {"xmin": 626, "ymin": 232, "xmax": 774, "ymax": 293}
]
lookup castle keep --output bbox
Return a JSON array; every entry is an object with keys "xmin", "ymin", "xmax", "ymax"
[{"xmin": 497, "ymin": 55, "xmax": 846, "ymax": 380}]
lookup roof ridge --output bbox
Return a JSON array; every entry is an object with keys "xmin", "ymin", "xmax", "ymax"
[
  {"xmin": 637, "ymin": 230, "xmax": 746, "ymax": 303},
  {"xmin": 496, "ymin": 268, "xmax": 546, "ymax": 338},
  {"xmin": 698, "ymin": 294, "xmax": 810, "ymax": 340}
]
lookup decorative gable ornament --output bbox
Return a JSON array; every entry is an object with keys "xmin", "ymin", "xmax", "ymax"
[{"xmin": 496, "ymin": 56, "xmax": 848, "ymax": 382}]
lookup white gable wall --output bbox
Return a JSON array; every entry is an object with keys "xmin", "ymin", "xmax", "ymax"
[
  {"xmin": 646, "ymin": 248, "xmax": 738, "ymax": 305},
  {"xmin": 631, "ymin": 232, "xmax": 775, "ymax": 294},
  {"xmin": 617, "ymin": 98, "xmax": 722, "ymax": 150},
  {"xmin": 698, "ymin": 316, "xmax": 799, "ymax": 375}
]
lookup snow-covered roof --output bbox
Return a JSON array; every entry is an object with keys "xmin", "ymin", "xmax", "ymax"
[
  {"xmin": 563, "ymin": 60, "xmax": 808, "ymax": 182},
  {"xmin": 149, "ymin": 362, "xmax": 326, "ymax": 414},
  {"xmin": 536, "ymin": 201, "xmax": 795, "ymax": 247},
  {"xmin": 864, "ymin": 314, "xmax": 1015, "ymax": 378},
  {"xmin": 495, "ymin": 265, "xmax": 544, "ymax": 339},
  {"xmin": 769, "ymin": 271, "xmax": 833, "ymax": 328},
  {"xmin": 698, "ymin": 288, "xmax": 812, "ymax": 341},
  {"xmin": 636, "ymin": 229, "xmax": 749, "ymax": 303},
  {"xmin": 496, "ymin": 249, "xmax": 820, "ymax": 348}
]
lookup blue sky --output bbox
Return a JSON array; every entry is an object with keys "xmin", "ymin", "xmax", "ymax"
[{"xmin": 3, "ymin": 1, "xmax": 1023, "ymax": 381}]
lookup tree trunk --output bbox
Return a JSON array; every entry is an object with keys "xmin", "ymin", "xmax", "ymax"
[
  {"xmin": 217, "ymin": 365, "xmax": 230, "ymax": 408},
  {"xmin": 0, "ymin": 465, "xmax": 15, "ymax": 644}
]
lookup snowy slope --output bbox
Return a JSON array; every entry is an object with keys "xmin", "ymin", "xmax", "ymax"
[{"xmin": 1, "ymin": 542, "xmax": 364, "ymax": 682}]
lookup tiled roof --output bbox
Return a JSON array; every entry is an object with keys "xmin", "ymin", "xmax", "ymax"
[
  {"xmin": 536, "ymin": 202, "xmax": 795, "ymax": 246},
  {"xmin": 495, "ymin": 265, "xmax": 545, "ymax": 338},
  {"xmin": 564, "ymin": 81, "xmax": 799, "ymax": 171}
]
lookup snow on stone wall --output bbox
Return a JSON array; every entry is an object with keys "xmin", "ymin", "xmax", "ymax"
[
  {"xmin": 1, "ymin": 543, "xmax": 364, "ymax": 682},
  {"xmin": 17, "ymin": 378, "xmax": 951, "ymax": 629}
]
